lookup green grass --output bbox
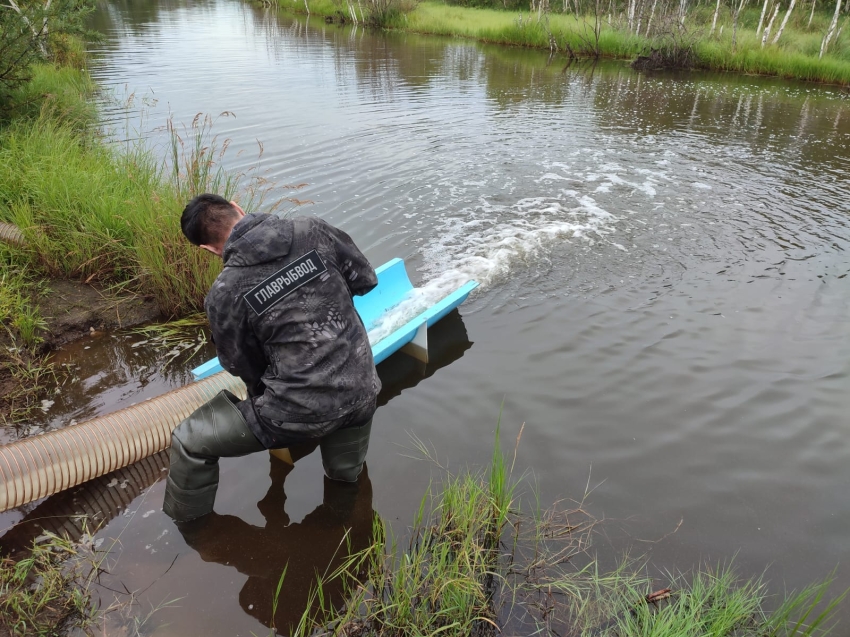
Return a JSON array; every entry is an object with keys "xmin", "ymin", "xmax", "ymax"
[
  {"xmin": 0, "ymin": 114, "xmax": 221, "ymax": 317},
  {"xmin": 271, "ymin": 432, "xmax": 845, "ymax": 636},
  {"xmin": 270, "ymin": 0, "xmax": 850, "ymax": 85},
  {"xmin": 0, "ymin": 244, "xmax": 57, "ymax": 425},
  {"xmin": 0, "ymin": 67, "xmax": 274, "ymax": 318},
  {"xmin": 3, "ymin": 64, "xmax": 95, "ymax": 125},
  {"xmin": 0, "ymin": 533, "xmax": 98, "ymax": 636},
  {"xmin": 0, "ymin": 55, "xmax": 277, "ymax": 426},
  {"xmin": 0, "ymin": 247, "xmax": 47, "ymax": 349}
]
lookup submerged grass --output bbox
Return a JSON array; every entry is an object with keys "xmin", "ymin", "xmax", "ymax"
[
  {"xmin": 0, "ymin": 517, "xmax": 181, "ymax": 636},
  {"xmin": 0, "ymin": 532, "xmax": 98, "ymax": 636},
  {"xmin": 273, "ymin": 431, "xmax": 845, "ymax": 636},
  {"xmin": 128, "ymin": 313, "xmax": 210, "ymax": 369}
]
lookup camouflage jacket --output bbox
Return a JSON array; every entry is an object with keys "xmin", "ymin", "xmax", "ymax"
[{"xmin": 205, "ymin": 213, "xmax": 380, "ymax": 446}]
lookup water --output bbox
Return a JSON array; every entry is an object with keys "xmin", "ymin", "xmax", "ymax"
[{"xmin": 4, "ymin": 0, "xmax": 850, "ymax": 632}]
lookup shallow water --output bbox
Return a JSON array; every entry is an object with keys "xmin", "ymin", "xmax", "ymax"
[{"xmin": 3, "ymin": 0, "xmax": 850, "ymax": 632}]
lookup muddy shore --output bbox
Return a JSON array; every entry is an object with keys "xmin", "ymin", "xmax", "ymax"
[{"xmin": 0, "ymin": 279, "xmax": 160, "ymax": 426}]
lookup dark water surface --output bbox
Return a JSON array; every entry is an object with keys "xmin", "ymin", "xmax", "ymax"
[{"xmin": 5, "ymin": 0, "xmax": 850, "ymax": 633}]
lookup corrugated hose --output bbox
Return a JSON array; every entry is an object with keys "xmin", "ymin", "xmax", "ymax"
[
  {"xmin": 0, "ymin": 372, "xmax": 246, "ymax": 512},
  {"xmin": 0, "ymin": 222, "xmax": 25, "ymax": 247}
]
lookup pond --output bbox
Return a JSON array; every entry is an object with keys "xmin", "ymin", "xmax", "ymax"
[{"xmin": 4, "ymin": 0, "xmax": 850, "ymax": 632}]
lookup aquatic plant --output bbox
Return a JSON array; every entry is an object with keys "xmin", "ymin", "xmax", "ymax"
[
  {"xmin": 0, "ymin": 531, "xmax": 98, "ymax": 636},
  {"xmin": 269, "ymin": 429, "xmax": 845, "ymax": 636},
  {"xmin": 128, "ymin": 314, "xmax": 210, "ymax": 369}
]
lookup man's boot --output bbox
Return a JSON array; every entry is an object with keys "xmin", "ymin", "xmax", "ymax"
[
  {"xmin": 163, "ymin": 390, "xmax": 264, "ymax": 521},
  {"xmin": 320, "ymin": 418, "xmax": 372, "ymax": 482}
]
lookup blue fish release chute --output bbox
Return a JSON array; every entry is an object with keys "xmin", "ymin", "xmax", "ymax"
[{"xmin": 191, "ymin": 258, "xmax": 478, "ymax": 380}]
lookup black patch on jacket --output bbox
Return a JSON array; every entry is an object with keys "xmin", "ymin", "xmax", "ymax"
[{"xmin": 244, "ymin": 250, "xmax": 327, "ymax": 316}]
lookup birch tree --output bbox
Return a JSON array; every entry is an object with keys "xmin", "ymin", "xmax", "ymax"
[
  {"xmin": 710, "ymin": 0, "xmax": 722, "ymax": 35},
  {"xmin": 1, "ymin": 0, "xmax": 94, "ymax": 104},
  {"xmin": 820, "ymin": 0, "xmax": 841, "ymax": 57},
  {"xmin": 646, "ymin": 0, "xmax": 660, "ymax": 35},
  {"xmin": 731, "ymin": 0, "xmax": 747, "ymax": 49},
  {"xmin": 771, "ymin": 0, "xmax": 796, "ymax": 44},
  {"xmin": 761, "ymin": 3, "xmax": 779, "ymax": 45},
  {"xmin": 3, "ymin": 0, "xmax": 49, "ymax": 57},
  {"xmin": 756, "ymin": 0, "xmax": 771, "ymax": 37}
]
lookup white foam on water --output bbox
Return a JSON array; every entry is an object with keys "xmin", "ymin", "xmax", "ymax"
[
  {"xmin": 535, "ymin": 172, "xmax": 575, "ymax": 183},
  {"xmin": 605, "ymin": 173, "xmax": 658, "ymax": 197},
  {"xmin": 367, "ymin": 190, "xmax": 618, "ymax": 344}
]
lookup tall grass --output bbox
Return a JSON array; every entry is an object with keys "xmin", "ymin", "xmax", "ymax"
[
  {"xmin": 3, "ymin": 64, "xmax": 94, "ymax": 124},
  {"xmin": 0, "ymin": 69, "xmax": 272, "ymax": 317},
  {"xmin": 271, "ymin": 433, "xmax": 845, "ymax": 636}
]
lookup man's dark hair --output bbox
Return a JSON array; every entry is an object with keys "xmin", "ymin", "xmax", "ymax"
[{"xmin": 181, "ymin": 194, "xmax": 241, "ymax": 247}]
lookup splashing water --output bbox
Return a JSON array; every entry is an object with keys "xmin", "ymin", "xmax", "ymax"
[{"xmin": 366, "ymin": 190, "xmax": 618, "ymax": 344}]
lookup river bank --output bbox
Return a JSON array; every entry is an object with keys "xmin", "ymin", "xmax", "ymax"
[
  {"xmin": 0, "ymin": 63, "xmax": 235, "ymax": 426},
  {"xmin": 265, "ymin": 0, "xmax": 850, "ymax": 85}
]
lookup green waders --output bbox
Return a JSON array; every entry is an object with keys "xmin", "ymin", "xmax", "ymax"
[
  {"xmin": 163, "ymin": 390, "xmax": 264, "ymax": 522},
  {"xmin": 320, "ymin": 418, "xmax": 372, "ymax": 482},
  {"xmin": 163, "ymin": 390, "xmax": 374, "ymax": 521}
]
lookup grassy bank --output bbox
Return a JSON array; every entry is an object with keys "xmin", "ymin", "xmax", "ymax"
[
  {"xmin": 0, "ymin": 63, "xmax": 270, "ymax": 425},
  {"xmin": 269, "ymin": 0, "xmax": 850, "ymax": 85},
  {"xmin": 280, "ymin": 436, "xmax": 844, "ymax": 636},
  {"xmin": 0, "ymin": 66, "xmax": 242, "ymax": 319}
]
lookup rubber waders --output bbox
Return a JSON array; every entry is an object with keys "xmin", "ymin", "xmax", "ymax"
[
  {"xmin": 163, "ymin": 390, "xmax": 264, "ymax": 521},
  {"xmin": 320, "ymin": 418, "xmax": 372, "ymax": 482}
]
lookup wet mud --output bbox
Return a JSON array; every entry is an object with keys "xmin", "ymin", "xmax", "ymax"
[{"xmin": 0, "ymin": 278, "xmax": 160, "ymax": 426}]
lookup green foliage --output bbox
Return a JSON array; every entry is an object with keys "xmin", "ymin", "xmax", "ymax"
[
  {"xmin": 284, "ymin": 436, "xmax": 521, "ymax": 636},
  {"xmin": 445, "ymin": 0, "xmax": 530, "ymax": 14},
  {"xmin": 0, "ymin": 0, "xmax": 96, "ymax": 113},
  {"xmin": 278, "ymin": 0, "xmax": 420, "ymax": 25},
  {"xmin": 7, "ymin": 63, "xmax": 95, "ymax": 123},
  {"xmin": 614, "ymin": 565, "xmax": 846, "ymax": 637}
]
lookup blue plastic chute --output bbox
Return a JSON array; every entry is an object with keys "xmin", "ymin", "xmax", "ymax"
[{"xmin": 191, "ymin": 259, "xmax": 478, "ymax": 380}]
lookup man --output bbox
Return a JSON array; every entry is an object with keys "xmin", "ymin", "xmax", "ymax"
[{"xmin": 163, "ymin": 194, "xmax": 380, "ymax": 522}]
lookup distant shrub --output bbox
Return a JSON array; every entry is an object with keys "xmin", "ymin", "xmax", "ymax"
[
  {"xmin": 444, "ymin": 0, "xmax": 531, "ymax": 11},
  {"xmin": 0, "ymin": 0, "xmax": 95, "ymax": 114}
]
